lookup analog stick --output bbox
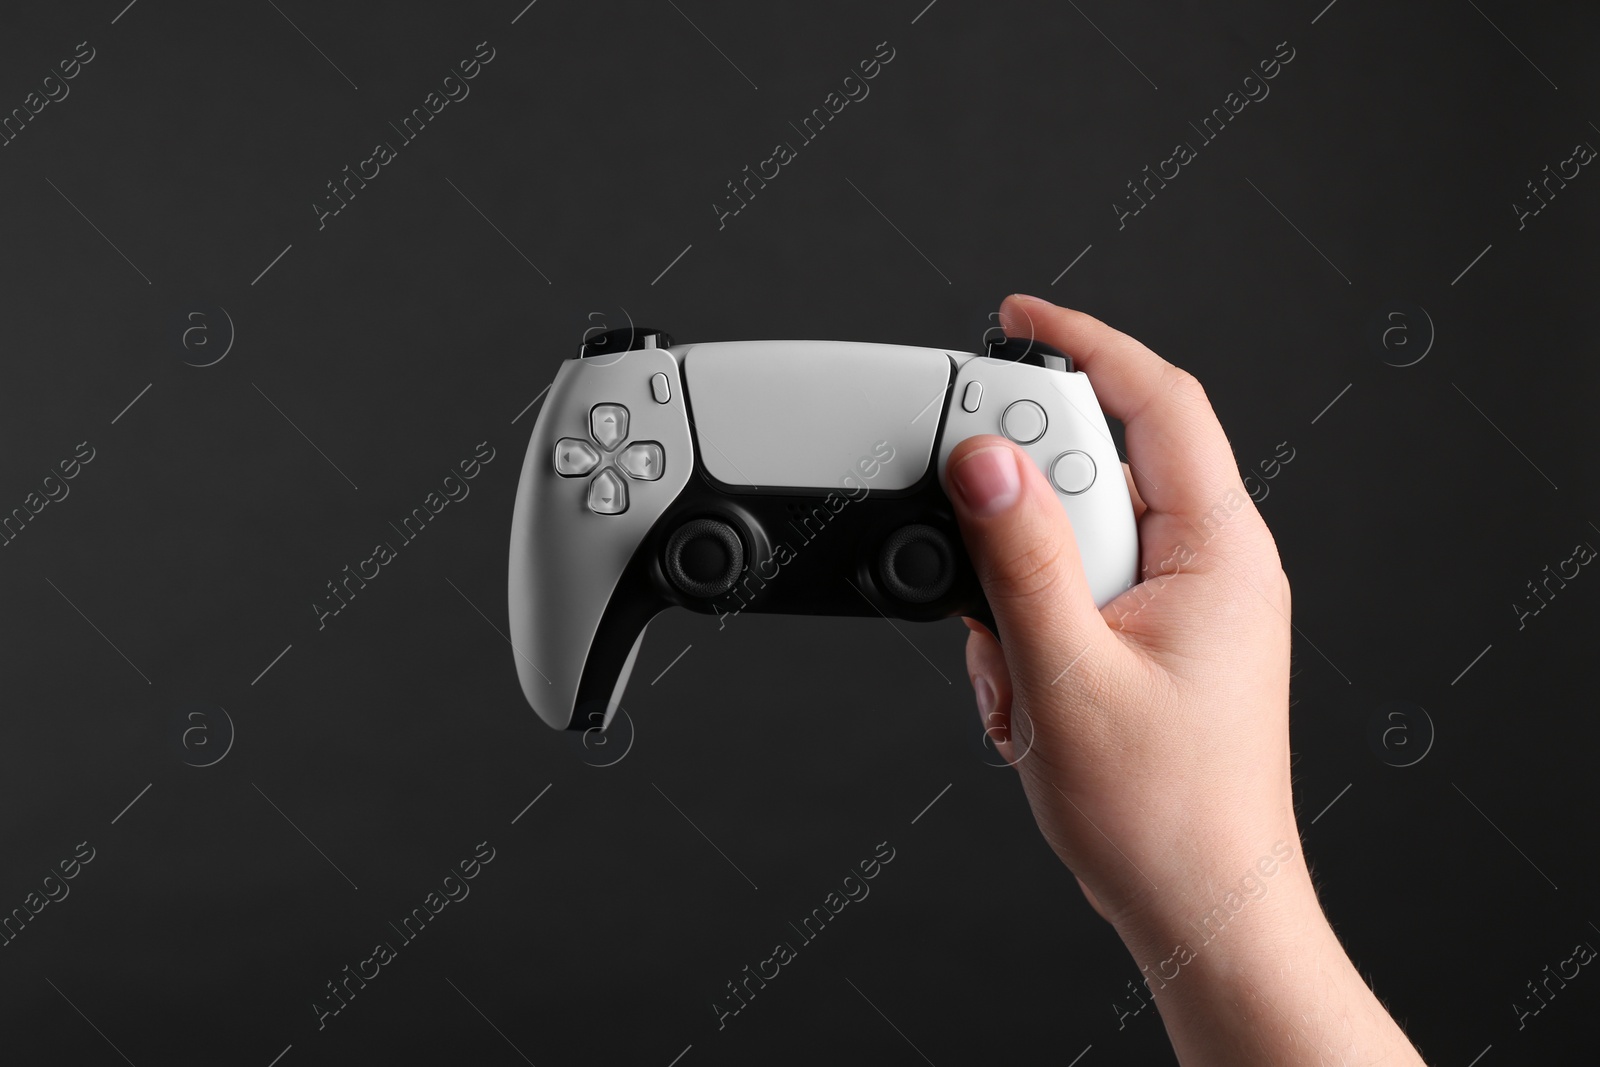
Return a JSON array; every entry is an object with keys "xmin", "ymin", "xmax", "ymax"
[
  {"xmin": 877, "ymin": 524, "xmax": 955, "ymax": 604},
  {"xmin": 664, "ymin": 519, "xmax": 745, "ymax": 599}
]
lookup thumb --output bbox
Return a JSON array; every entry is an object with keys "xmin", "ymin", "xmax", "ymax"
[{"xmin": 945, "ymin": 436, "xmax": 1112, "ymax": 686}]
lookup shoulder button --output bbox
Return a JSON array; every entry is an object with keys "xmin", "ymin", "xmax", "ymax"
[{"xmin": 580, "ymin": 327, "xmax": 675, "ymax": 359}]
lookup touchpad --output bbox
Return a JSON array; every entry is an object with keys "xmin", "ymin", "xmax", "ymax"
[{"xmin": 680, "ymin": 341, "xmax": 950, "ymax": 492}]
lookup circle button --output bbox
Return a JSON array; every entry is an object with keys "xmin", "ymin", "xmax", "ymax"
[
  {"xmin": 1050, "ymin": 450, "xmax": 1096, "ymax": 494},
  {"xmin": 1002, "ymin": 400, "xmax": 1047, "ymax": 444}
]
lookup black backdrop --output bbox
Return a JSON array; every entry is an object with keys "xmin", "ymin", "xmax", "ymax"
[{"xmin": 1, "ymin": 1, "xmax": 1596, "ymax": 1064}]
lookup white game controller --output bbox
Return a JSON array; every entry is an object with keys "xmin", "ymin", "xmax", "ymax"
[{"xmin": 508, "ymin": 329, "xmax": 1138, "ymax": 731}]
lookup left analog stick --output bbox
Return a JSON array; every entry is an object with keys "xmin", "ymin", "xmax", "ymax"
[{"xmin": 664, "ymin": 519, "xmax": 744, "ymax": 599}]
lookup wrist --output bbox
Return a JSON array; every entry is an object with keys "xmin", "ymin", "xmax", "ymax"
[
  {"xmin": 1109, "ymin": 832, "xmax": 1326, "ymax": 981},
  {"xmin": 1104, "ymin": 836, "xmax": 1427, "ymax": 1065}
]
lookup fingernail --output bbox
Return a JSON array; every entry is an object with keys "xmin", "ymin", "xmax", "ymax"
[
  {"xmin": 1009, "ymin": 292, "xmax": 1046, "ymax": 305},
  {"xmin": 974, "ymin": 674, "xmax": 996, "ymax": 722},
  {"xmin": 950, "ymin": 447, "xmax": 1021, "ymax": 517},
  {"xmin": 961, "ymin": 616, "xmax": 982, "ymax": 632}
]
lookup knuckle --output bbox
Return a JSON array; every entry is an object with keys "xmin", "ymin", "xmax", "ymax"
[
  {"xmin": 1166, "ymin": 366, "xmax": 1209, "ymax": 406},
  {"xmin": 985, "ymin": 536, "xmax": 1072, "ymax": 603},
  {"xmin": 1236, "ymin": 519, "xmax": 1290, "ymax": 589}
]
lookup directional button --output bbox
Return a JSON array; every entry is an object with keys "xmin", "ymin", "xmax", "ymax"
[
  {"xmin": 553, "ymin": 437, "xmax": 599, "ymax": 477},
  {"xmin": 618, "ymin": 442, "xmax": 664, "ymax": 481},
  {"xmin": 587, "ymin": 468, "xmax": 628, "ymax": 514},
  {"xmin": 591, "ymin": 404, "xmax": 629, "ymax": 451}
]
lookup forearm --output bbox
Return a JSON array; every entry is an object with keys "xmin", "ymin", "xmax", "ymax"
[{"xmin": 1112, "ymin": 844, "xmax": 1426, "ymax": 1066}]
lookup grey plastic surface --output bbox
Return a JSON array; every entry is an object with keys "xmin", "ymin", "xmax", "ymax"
[{"xmin": 679, "ymin": 341, "xmax": 952, "ymax": 490}]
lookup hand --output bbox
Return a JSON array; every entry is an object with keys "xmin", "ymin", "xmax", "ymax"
[{"xmin": 945, "ymin": 294, "xmax": 1424, "ymax": 1065}]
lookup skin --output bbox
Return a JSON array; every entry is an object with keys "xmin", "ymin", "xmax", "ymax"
[{"xmin": 945, "ymin": 294, "xmax": 1426, "ymax": 1065}]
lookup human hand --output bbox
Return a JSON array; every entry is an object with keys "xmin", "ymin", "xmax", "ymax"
[{"xmin": 945, "ymin": 294, "xmax": 1423, "ymax": 1065}]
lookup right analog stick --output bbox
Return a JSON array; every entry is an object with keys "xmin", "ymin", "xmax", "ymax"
[
  {"xmin": 664, "ymin": 519, "xmax": 745, "ymax": 599},
  {"xmin": 878, "ymin": 524, "xmax": 956, "ymax": 605}
]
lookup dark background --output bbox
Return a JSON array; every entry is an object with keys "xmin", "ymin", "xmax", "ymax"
[{"xmin": 0, "ymin": 0, "xmax": 1595, "ymax": 1063}]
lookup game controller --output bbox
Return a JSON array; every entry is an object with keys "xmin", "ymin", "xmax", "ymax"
[{"xmin": 507, "ymin": 328, "xmax": 1139, "ymax": 731}]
